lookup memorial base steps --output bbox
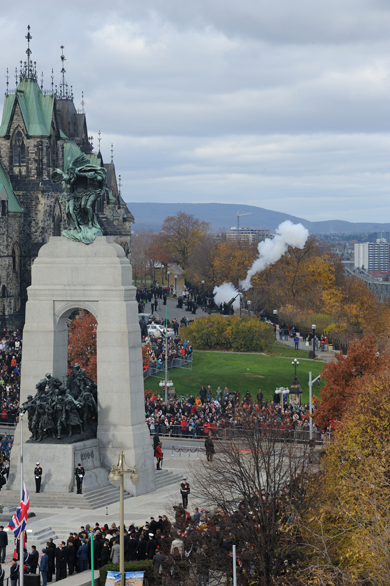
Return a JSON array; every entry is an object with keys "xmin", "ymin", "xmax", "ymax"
[
  {"xmin": 155, "ymin": 469, "xmax": 183, "ymax": 490},
  {"xmin": 0, "ymin": 485, "xmax": 132, "ymax": 510}
]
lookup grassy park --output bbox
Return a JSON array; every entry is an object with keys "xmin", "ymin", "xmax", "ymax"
[{"xmin": 145, "ymin": 349, "xmax": 325, "ymax": 403}]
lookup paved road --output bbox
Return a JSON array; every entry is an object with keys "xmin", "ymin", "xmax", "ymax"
[{"xmin": 153, "ymin": 297, "xmax": 210, "ymax": 323}]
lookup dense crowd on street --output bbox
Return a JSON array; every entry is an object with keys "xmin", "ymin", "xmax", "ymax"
[
  {"xmin": 144, "ymin": 334, "xmax": 193, "ymax": 373},
  {"xmin": 0, "ymin": 329, "xmax": 20, "ymax": 465},
  {"xmin": 145, "ymin": 388, "xmax": 328, "ymax": 441},
  {"xmin": 5, "ymin": 468, "xmax": 307, "ymax": 586}
]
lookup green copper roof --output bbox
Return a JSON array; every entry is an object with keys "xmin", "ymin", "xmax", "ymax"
[
  {"xmin": 0, "ymin": 163, "xmax": 23, "ymax": 213},
  {"xmin": 63, "ymin": 141, "xmax": 83, "ymax": 172},
  {"xmin": 0, "ymin": 94, "xmax": 16, "ymax": 136},
  {"xmin": 0, "ymin": 79, "xmax": 54, "ymax": 137},
  {"xmin": 63, "ymin": 141, "xmax": 103, "ymax": 173},
  {"xmin": 86, "ymin": 153, "xmax": 100, "ymax": 166}
]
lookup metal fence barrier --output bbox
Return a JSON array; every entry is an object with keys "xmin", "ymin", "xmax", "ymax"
[
  {"xmin": 149, "ymin": 426, "xmax": 332, "ymax": 445},
  {"xmin": 143, "ymin": 354, "xmax": 193, "ymax": 380}
]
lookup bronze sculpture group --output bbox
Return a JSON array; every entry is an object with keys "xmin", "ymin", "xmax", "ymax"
[
  {"xmin": 51, "ymin": 154, "xmax": 106, "ymax": 244},
  {"xmin": 20, "ymin": 364, "xmax": 97, "ymax": 442}
]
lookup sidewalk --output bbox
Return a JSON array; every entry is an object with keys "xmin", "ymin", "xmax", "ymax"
[{"xmin": 276, "ymin": 329, "xmax": 337, "ymax": 364}]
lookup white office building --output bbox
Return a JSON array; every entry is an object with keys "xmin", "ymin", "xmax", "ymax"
[
  {"xmin": 354, "ymin": 241, "xmax": 390, "ymax": 273},
  {"xmin": 228, "ymin": 227, "xmax": 271, "ymax": 244}
]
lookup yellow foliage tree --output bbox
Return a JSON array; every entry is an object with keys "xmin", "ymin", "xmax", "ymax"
[{"xmin": 302, "ymin": 367, "xmax": 390, "ymax": 585}]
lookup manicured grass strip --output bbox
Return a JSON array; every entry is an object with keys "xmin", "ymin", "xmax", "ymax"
[{"xmin": 145, "ymin": 351, "xmax": 325, "ymax": 403}]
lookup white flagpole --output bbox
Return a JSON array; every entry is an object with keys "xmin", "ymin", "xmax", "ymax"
[{"xmin": 20, "ymin": 413, "xmax": 24, "ymax": 586}]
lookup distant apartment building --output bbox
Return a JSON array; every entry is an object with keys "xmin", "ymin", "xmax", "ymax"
[
  {"xmin": 354, "ymin": 241, "xmax": 390, "ymax": 274},
  {"xmin": 228, "ymin": 227, "xmax": 271, "ymax": 244}
]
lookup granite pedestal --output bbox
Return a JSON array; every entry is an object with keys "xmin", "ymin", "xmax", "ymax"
[{"xmin": 9, "ymin": 236, "xmax": 155, "ymax": 496}]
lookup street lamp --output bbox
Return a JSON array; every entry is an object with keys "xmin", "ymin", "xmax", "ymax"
[
  {"xmin": 161, "ymin": 265, "xmax": 164, "ymax": 284},
  {"xmin": 109, "ymin": 450, "xmax": 140, "ymax": 586},
  {"xmin": 247, "ymin": 300, "xmax": 251, "ymax": 314},
  {"xmin": 167, "ymin": 270, "xmax": 170, "ymax": 289},
  {"xmin": 290, "ymin": 358, "xmax": 303, "ymax": 405},
  {"xmin": 174, "ymin": 274, "xmax": 177, "ymax": 293},
  {"xmin": 312, "ymin": 324, "xmax": 316, "ymax": 359},
  {"xmin": 201, "ymin": 279, "xmax": 205, "ymax": 291}
]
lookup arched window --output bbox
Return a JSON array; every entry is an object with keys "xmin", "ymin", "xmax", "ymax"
[
  {"xmin": 12, "ymin": 243, "xmax": 20, "ymax": 273},
  {"xmin": 53, "ymin": 201, "xmax": 62, "ymax": 236},
  {"xmin": 13, "ymin": 131, "xmax": 26, "ymax": 166},
  {"xmin": 1, "ymin": 285, "xmax": 6, "ymax": 298}
]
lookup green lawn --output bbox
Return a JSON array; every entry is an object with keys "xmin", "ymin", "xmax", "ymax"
[
  {"xmin": 270, "ymin": 341, "xmax": 311, "ymax": 358},
  {"xmin": 144, "ymin": 351, "xmax": 325, "ymax": 403}
]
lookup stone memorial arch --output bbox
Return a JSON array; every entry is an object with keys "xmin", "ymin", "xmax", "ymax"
[{"xmin": 9, "ymin": 236, "xmax": 155, "ymax": 495}]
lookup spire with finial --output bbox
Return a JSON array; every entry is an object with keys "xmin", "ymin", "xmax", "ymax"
[
  {"xmin": 40, "ymin": 72, "xmax": 44, "ymax": 91},
  {"xmin": 119, "ymin": 174, "xmax": 122, "ymax": 196},
  {"xmin": 89, "ymin": 135, "xmax": 94, "ymax": 150},
  {"xmin": 111, "ymin": 143, "xmax": 114, "ymax": 164},
  {"xmin": 14, "ymin": 67, "xmax": 18, "ymax": 90},
  {"xmin": 26, "ymin": 25, "xmax": 32, "ymax": 78},
  {"xmin": 5, "ymin": 69, "xmax": 9, "ymax": 96},
  {"xmin": 98, "ymin": 130, "xmax": 101, "ymax": 153},
  {"xmin": 51, "ymin": 68, "xmax": 54, "ymax": 94},
  {"xmin": 19, "ymin": 26, "xmax": 38, "ymax": 81},
  {"xmin": 60, "ymin": 45, "xmax": 66, "ymax": 96},
  {"xmin": 81, "ymin": 91, "xmax": 85, "ymax": 113}
]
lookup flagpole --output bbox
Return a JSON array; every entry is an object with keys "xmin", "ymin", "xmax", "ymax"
[{"xmin": 20, "ymin": 413, "xmax": 24, "ymax": 586}]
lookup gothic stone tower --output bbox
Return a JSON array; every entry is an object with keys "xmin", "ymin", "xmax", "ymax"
[{"xmin": 0, "ymin": 28, "xmax": 134, "ymax": 329}]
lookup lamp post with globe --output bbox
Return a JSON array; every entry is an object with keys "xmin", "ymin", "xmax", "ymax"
[{"xmin": 109, "ymin": 450, "xmax": 140, "ymax": 586}]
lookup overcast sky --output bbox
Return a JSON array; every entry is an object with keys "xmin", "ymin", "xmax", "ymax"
[{"xmin": 0, "ymin": 0, "xmax": 389, "ymax": 222}]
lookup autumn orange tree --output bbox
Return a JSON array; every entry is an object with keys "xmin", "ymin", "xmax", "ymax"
[
  {"xmin": 313, "ymin": 334, "xmax": 387, "ymax": 429},
  {"xmin": 67, "ymin": 309, "xmax": 97, "ymax": 381},
  {"xmin": 158, "ymin": 212, "xmax": 210, "ymax": 269},
  {"xmin": 301, "ymin": 364, "xmax": 390, "ymax": 586},
  {"xmin": 187, "ymin": 236, "xmax": 258, "ymax": 288}
]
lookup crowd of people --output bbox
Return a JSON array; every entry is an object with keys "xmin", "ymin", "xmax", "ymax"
[
  {"xmin": 5, "ymin": 467, "xmax": 308, "ymax": 586},
  {"xmin": 136, "ymin": 285, "xmax": 172, "ymax": 315},
  {"xmin": 0, "ymin": 329, "xmax": 20, "ymax": 466},
  {"xmin": 145, "ymin": 388, "xmax": 328, "ymax": 442},
  {"xmin": 144, "ymin": 334, "xmax": 193, "ymax": 373}
]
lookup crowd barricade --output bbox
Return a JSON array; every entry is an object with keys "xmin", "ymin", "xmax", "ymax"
[
  {"xmin": 171, "ymin": 445, "xmax": 205, "ymax": 457},
  {"xmin": 149, "ymin": 424, "xmax": 332, "ymax": 445},
  {"xmin": 143, "ymin": 353, "xmax": 193, "ymax": 380}
]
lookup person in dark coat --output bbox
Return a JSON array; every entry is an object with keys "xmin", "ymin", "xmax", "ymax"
[
  {"xmin": 205, "ymin": 437, "xmax": 215, "ymax": 462},
  {"xmin": 0, "ymin": 526, "xmax": 7, "ymax": 563},
  {"xmin": 55, "ymin": 543, "xmax": 67, "ymax": 581},
  {"xmin": 135, "ymin": 537, "xmax": 147, "ymax": 561},
  {"xmin": 76, "ymin": 540, "xmax": 88, "ymax": 572},
  {"xmin": 100, "ymin": 542, "xmax": 110, "ymax": 566},
  {"xmin": 153, "ymin": 432, "xmax": 160, "ymax": 457},
  {"xmin": 126, "ymin": 535, "xmax": 138, "ymax": 562},
  {"xmin": 66, "ymin": 542, "xmax": 75, "ymax": 576},
  {"xmin": 146, "ymin": 535, "xmax": 157, "ymax": 559},
  {"xmin": 10, "ymin": 560, "xmax": 19, "ymax": 586},
  {"xmin": 29, "ymin": 545, "xmax": 39, "ymax": 573},
  {"xmin": 45, "ymin": 541, "xmax": 55, "ymax": 581}
]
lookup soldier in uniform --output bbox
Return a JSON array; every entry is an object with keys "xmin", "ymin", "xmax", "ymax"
[
  {"xmin": 180, "ymin": 477, "xmax": 190, "ymax": 509},
  {"xmin": 74, "ymin": 463, "xmax": 85, "ymax": 494},
  {"xmin": 34, "ymin": 463, "xmax": 42, "ymax": 493}
]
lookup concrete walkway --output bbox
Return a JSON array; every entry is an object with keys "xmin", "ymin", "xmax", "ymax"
[{"xmin": 275, "ymin": 328, "xmax": 337, "ymax": 364}]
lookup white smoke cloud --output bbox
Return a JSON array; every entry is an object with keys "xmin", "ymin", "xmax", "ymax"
[
  {"xmin": 212, "ymin": 221, "xmax": 309, "ymax": 304},
  {"xmin": 240, "ymin": 220, "xmax": 309, "ymax": 291},
  {"xmin": 213, "ymin": 283, "xmax": 241, "ymax": 309}
]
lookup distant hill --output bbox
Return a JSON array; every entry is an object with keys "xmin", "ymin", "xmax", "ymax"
[{"xmin": 127, "ymin": 202, "xmax": 390, "ymax": 235}]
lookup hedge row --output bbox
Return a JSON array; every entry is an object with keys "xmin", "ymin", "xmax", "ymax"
[{"xmin": 182, "ymin": 314, "xmax": 274, "ymax": 352}]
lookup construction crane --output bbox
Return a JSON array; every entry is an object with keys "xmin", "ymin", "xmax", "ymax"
[{"xmin": 234, "ymin": 211, "xmax": 252, "ymax": 231}]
